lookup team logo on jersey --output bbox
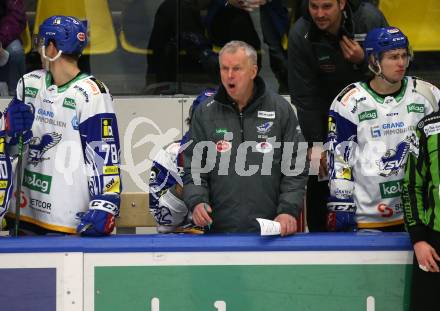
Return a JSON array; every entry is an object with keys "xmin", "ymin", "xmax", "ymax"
[
  {"xmin": 28, "ymin": 133, "xmax": 62, "ymax": 166},
  {"xmin": 379, "ymin": 180, "xmax": 403, "ymax": 199},
  {"xmin": 358, "ymin": 110, "xmax": 377, "ymax": 122},
  {"xmin": 23, "ymin": 169, "xmax": 52, "ymax": 194},
  {"xmin": 256, "ymin": 122, "xmax": 273, "ymax": 134},
  {"xmin": 101, "ymin": 118, "xmax": 114, "ymax": 139},
  {"xmin": 376, "ymin": 135, "xmax": 417, "ymax": 177},
  {"xmin": 63, "ymin": 97, "xmax": 76, "ymax": 109},
  {"xmin": 371, "ymin": 125, "xmax": 381, "ymax": 138},
  {"xmin": 407, "ymin": 103, "xmax": 424, "ymax": 113},
  {"xmin": 25, "ymin": 87, "xmax": 38, "ymax": 98},
  {"xmin": 216, "ymin": 140, "xmax": 232, "ymax": 153},
  {"xmin": 256, "ymin": 141, "xmax": 273, "ymax": 153}
]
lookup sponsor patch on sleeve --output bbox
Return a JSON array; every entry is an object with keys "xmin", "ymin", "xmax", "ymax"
[
  {"xmin": 101, "ymin": 118, "xmax": 114, "ymax": 139},
  {"xmin": 103, "ymin": 176, "xmax": 121, "ymax": 193},
  {"xmin": 423, "ymin": 122, "xmax": 440, "ymax": 137},
  {"xmin": 103, "ymin": 166, "xmax": 119, "ymax": 175},
  {"xmin": 257, "ymin": 111, "xmax": 276, "ymax": 119}
]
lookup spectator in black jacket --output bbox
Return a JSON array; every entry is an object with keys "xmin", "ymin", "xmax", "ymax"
[
  {"xmin": 287, "ymin": 0, "xmax": 387, "ymax": 231},
  {"xmin": 0, "ymin": 0, "xmax": 26, "ymax": 95}
]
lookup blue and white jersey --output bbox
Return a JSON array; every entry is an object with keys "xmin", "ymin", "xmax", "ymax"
[
  {"xmin": 7, "ymin": 69, "xmax": 121, "ymax": 233},
  {"xmin": 149, "ymin": 141, "xmax": 189, "ymax": 232},
  {"xmin": 327, "ymin": 77, "xmax": 440, "ymax": 228}
]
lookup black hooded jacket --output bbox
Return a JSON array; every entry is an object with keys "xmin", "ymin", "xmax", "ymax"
[
  {"xmin": 183, "ymin": 77, "xmax": 308, "ymax": 233},
  {"xmin": 288, "ymin": 0, "xmax": 388, "ymax": 143}
]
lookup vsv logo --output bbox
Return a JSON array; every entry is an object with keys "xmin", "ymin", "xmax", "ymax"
[
  {"xmin": 379, "ymin": 180, "xmax": 403, "ymax": 198},
  {"xmin": 28, "ymin": 133, "xmax": 62, "ymax": 166},
  {"xmin": 23, "ymin": 169, "xmax": 52, "ymax": 194},
  {"xmin": 377, "ymin": 141, "xmax": 410, "ymax": 177}
]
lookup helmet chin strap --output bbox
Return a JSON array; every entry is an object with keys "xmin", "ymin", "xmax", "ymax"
[
  {"xmin": 369, "ymin": 59, "xmax": 404, "ymax": 86},
  {"xmin": 41, "ymin": 46, "xmax": 62, "ymax": 62}
]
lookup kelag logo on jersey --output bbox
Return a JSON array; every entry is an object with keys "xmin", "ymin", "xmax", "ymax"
[
  {"xmin": 63, "ymin": 97, "xmax": 76, "ymax": 110},
  {"xmin": 359, "ymin": 110, "xmax": 377, "ymax": 122},
  {"xmin": 28, "ymin": 133, "xmax": 62, "ymax": 166},
  {"xmin": 23, "ymin": 169, "xmax": 52, "ymax": 194},
  {"xmin": 407, "ymin": 103, "xmax": 424, "ymax": 114},
  {"xmin": 379, "ymin": 180, "xmax": 403, "ymax": 198},
  {"xmin": 101, "ymin": 118, "xmax": 114, "ymax": 140},
  {"xmin": 25, "ymin": 87, "xmax": 38, "ymax": 98}
]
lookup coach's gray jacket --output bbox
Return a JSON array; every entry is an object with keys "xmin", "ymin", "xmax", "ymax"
[{"xmin": 183, "ymin": 77, "xmax": 309, "ymax": 233}]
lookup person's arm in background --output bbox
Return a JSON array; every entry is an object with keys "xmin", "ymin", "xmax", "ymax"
[
  {"xmin": 275, "ymin": 97, "xmax": 309, "ymax": 236},
  {"xmin": 402, "ymin": 126, "xmax": 440, "ymax": 273},
  {"xmin": 343, "ymin": 2, "xmax": 388, "ymax": 72},
  {"xmin": 288, "ymin": 21, "xmax": 327, "ymax": 143},
  {"xmin": 0, "ymin": 0, "xmax": 26, "ymax": 48},
  {"xmin": 326, "ymin": 97, "xmax": 357, "ymax": 232}
]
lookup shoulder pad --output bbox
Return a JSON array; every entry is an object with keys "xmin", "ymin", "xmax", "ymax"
[
  {"xmin": 85, "ymin": 76, "xmax": 107, "ymax": 94},
  {"xmin": 336, "ymin": 84, "xmax": 357, "ymax": 102}
]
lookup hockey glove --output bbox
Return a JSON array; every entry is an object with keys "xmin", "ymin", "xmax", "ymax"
[
  {"xmin": 326, "ymin": 200, "xmax": 357, "ymax": 232},
  {"xmin": 77, "ymin": 195, "xmax": 120, "ymax": 236},
  {"xmin": 5, "ymin": 97, "xmax": 34, "ymax": 138}
]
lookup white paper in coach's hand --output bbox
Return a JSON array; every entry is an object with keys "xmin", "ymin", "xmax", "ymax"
[{"xmin": 256, "ymin": 218, "xmax": 281, "ymax": 236}]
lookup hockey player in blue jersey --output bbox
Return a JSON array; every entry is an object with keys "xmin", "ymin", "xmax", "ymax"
[
  {"xmin": 326, "ymin": 27, "xmax": 440, "ymax": 232},
  {"xmin": 149, "ymin": 88, "xmax": 215, "ymax": 233},
  {"xmin": 3, "ymin": 15, "xmax": 122, "ymax": 236}
]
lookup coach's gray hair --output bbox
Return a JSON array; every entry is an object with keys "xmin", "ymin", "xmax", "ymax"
[{"xmin": 219, "ymin": 41, "xmax": 257, "ymax": 66}]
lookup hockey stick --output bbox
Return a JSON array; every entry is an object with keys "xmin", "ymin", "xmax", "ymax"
[{"xmin": 13, "ymin": 76, "xmax": 26, "ymax": 237}]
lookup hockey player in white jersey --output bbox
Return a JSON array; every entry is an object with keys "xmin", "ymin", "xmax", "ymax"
[
  {"xmin": 326, "ymin": 27, "xmax": 440, "ymax": 231},
  {"xmin": 149, "ymin": 88, "xmax": 215, "ymax": 233},
  {"xmin": 4, "ymin": 15, "xmax": 121, "ymax": 235}
]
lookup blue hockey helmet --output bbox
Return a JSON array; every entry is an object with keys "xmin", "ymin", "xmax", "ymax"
[
  {"xmin": 364, "ymin": 27, "xmax": 410, "ymax": 61},
  {"xmin": 37, "ymin": 15, "xmax": 88, "ymax": 55}
]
